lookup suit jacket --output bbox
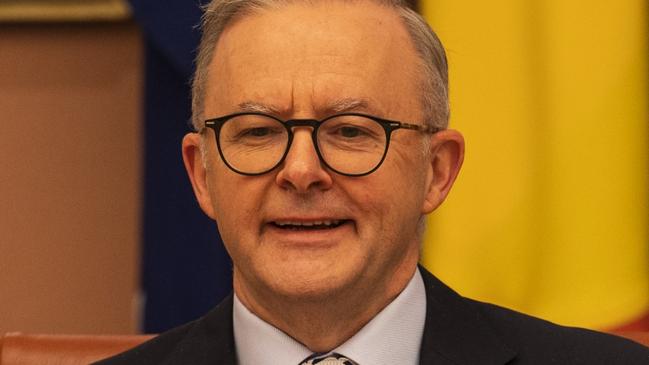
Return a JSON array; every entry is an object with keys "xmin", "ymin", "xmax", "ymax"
[{"xmin": 96, "ymin": 267, "xmax": 649, "ymax": 364}]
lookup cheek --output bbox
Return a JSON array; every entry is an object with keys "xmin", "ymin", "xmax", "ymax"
[
  {"xmin": 208, "ymin": 175, "xmax": 265, "ymax": 270},
  {"xmin": 345, "ymin": 174, "xmax": 417, "ymax": 231},
  {"xmin": 392, "ymin": 147, "xmax": 430, "ymax": 205},
  {"xmin": 355, "ymin": 155, "xmax": 428, "ymax": 234},
  {"xmin": 207, "ymin": 171, "xmax": 261, "ymax": 240}
]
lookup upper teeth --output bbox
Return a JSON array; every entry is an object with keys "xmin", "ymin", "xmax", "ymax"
[{"xmin": 275, "ymin": 220, "xmax": 340, "ymax": 227}]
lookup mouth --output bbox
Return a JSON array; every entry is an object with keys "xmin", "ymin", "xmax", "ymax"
[{"xmin": 270, "ymin": 219, "xmax": 350, "ymax": 231}]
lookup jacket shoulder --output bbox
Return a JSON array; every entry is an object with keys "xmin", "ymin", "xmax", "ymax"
[
  {"xmin": 93, "ymin": 295, "xmax": 235, "ymax": 365},
  {"xmin": 470, "ymin": 299, "xmax": 649, "ymax": 364},
  {"xmin": 93, "ymin": 321, "xmax": 196, "ymax": 365}
]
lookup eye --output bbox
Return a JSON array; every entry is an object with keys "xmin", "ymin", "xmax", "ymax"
[
  {"xmin": 244, "ymin": 127, "xmax": 274, "ymax": 137},
  {"xmin": 228, "ymin": 119, "xmax": 284, "ymax": 140},
  {"xmin": 326, "ymin": 123, "xmax": 378, "ymax": 141},
  {"xmin": 338, "ymin": 126, "xmax": 366, "ymax": 138},
  {"xmin": 232, "ymin": 125, "xmax": 285, "ymax": 144}
]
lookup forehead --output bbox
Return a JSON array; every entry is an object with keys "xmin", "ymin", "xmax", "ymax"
[{"xmin": 205, "ymin": 0, "xmax": 423, "ymax": 120}]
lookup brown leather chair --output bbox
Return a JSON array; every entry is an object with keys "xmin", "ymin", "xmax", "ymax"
[
  {"xmin": 614, "ymin": 332, "xmax": 649, "ymax": 348},
  {"xmin": 0, "ymin": 333, "xmax": 154, "ymax": 365},
  {"xmin": 1, "ymin": 331, "xmax": 647, "ymax": 364}
]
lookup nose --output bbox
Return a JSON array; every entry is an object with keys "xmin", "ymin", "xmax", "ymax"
[{"xmin": 275, "ymin": 128, "xmax": 333, "ymax": 193}]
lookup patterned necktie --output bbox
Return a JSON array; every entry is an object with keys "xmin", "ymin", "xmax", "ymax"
[{"xmin": 299, "ymin": 352, "xmax": 358, "ymax": 365}]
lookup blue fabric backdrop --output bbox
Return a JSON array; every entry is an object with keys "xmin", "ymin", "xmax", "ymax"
[{"xmin": 128, "ymin": 0, "xmax": 232, "ymax": 333}]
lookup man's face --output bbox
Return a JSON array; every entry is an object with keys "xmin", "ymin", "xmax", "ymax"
[{"xmin": 185, "ymin": 1, "xmax": 461, "ymax": 304}]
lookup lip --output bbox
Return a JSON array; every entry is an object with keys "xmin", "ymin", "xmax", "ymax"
[
  {"xmin": 265, "ymin": 216, "xmax": 352, "ymax": 226},
  {"xmin": 276, "ymin": 218, "xmax": 341, "ymax": 225},
  {"xmin": 262, "ymin": 218, "xmax": 355, "ymax": 247}
]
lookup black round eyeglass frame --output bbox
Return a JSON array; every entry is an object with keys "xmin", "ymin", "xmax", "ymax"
[{"xmin": 200, "ymin": 112, "xmax": 441, "ymax": 177}]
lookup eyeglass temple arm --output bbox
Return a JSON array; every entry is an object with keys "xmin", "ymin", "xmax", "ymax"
[
  {"xmin": 198, "ymin": 120, "xmax": 217, "ymax": 134},
  {"xmin": 396, "ymin": 122, "xmax": 441, "ymax": 134}
]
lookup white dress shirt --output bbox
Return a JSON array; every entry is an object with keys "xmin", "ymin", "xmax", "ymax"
[{"xmin": 233, "ymin": 268, "xmax": 426, "ymax": 365}]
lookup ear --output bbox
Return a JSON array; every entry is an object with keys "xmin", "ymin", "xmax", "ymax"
[
  {"xmin": 421, "ymin": 129, "xmax": 465, "ymax": 214},
  {"xmin": 182, "ymin": 133, "xmax": 217, "ymax": 219}
]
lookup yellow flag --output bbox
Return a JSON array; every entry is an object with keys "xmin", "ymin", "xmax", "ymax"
[{"xmin": 421, "ymin": 0, "xmax": 649, "ymax": 329}]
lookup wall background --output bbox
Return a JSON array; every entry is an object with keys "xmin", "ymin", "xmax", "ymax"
[{"xmin": 0, "ymin": 21, "xmax": 142, "ymax": 334}]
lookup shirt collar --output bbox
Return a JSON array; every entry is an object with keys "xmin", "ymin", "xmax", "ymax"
[{"xmin": 233, "ymin": 268, "xmax": 426, "ymax": 365}]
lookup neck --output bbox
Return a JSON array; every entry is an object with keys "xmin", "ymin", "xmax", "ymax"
[{"xmin": 233, "ymin": 260, "xmax": 418, "ymax": 352}]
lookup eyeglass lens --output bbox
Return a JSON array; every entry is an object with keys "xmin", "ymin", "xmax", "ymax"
[{"xmin": 218, "ymin": 114, "xmax": 387, "ymax": 175}]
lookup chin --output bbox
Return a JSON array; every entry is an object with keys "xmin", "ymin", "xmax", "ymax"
[{"xmin": 259, "ymin": 259, "xmax": 364, "ymax": 301}]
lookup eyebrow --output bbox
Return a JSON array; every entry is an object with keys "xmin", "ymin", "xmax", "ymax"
[
  {"xmin": 237, "ymin": 101, "xmax": 283, "ymax": 114},
  {"xmin": 325, "ymin": 97, "xmax": 373, "ymax": 114},
  {"xmin": 235, "ymin": 97, "xmax": 380, "ymax": 118}
]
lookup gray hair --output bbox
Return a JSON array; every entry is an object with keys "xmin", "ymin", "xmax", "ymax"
[{"xmin": 191, "ymin": 0, "xmax": 449, "ymax": 130}]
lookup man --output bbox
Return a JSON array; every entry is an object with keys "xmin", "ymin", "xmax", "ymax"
[{"xmin": 98, "ymin": 0, "xmax": 649, "ymax": 364}]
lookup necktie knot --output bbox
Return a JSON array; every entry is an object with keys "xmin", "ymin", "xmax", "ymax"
[{"xmin": 299, "ymin": 352, "xmax": 358, "ymax": 365}]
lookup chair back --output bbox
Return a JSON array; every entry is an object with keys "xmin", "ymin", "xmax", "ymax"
[
  {"xmin": 0, "ymin": 333, "xmax": 154, "ymax": 365},
  {"xmin": 1, "ymin": 331, "xmax": 646, "ymax": 364},
  {"xmin": 614, "ymin": 331, "xmax": 649, "ymax": 348}
]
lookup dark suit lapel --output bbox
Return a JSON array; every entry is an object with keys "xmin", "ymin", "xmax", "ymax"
[
  {"xmin": 418, "ymin": 266, "xmax": 516, "ymax": 365},
  {"xmin": 162, "ymin": 295, "xmax": 237, "ymax": 365}
]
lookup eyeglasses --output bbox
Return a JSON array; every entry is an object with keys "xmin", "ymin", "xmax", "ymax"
[{"xmin": 200, "ymin": 112, "xmax": 440, "ymax": 177}]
